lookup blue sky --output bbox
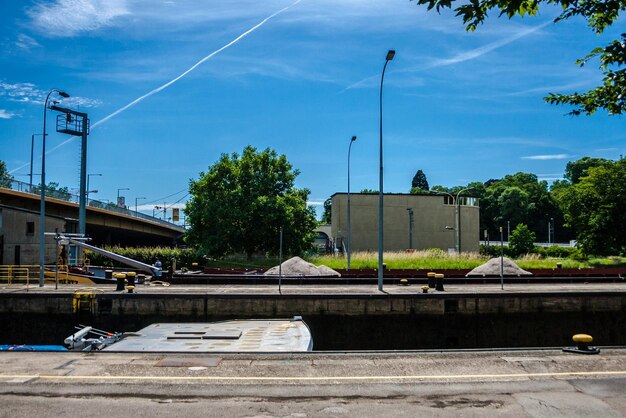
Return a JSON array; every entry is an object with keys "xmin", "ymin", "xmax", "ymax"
[{"xmin": 1, "ymin": 0, "xmax": 625, "ymax": 220}]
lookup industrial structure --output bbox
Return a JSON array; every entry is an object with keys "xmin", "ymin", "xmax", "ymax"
[
  {"xmin": 0, "ymin": 185, "xmax": 184, "ymax": 265},
  {"xmin": 331, "ymin": 193, "xmax": 480, "ymax": 253}
]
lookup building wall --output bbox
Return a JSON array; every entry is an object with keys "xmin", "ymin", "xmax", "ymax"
[
  {"xmin": 331, "ymin": 193, "xmax": 480, "ymax": 253},
  {"xmin": 0, "ymin": 207, "xmax": 68, "ymax": 265}
]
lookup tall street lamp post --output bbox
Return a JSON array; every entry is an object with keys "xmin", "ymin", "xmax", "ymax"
[
  {"xmin": 378, "ymin": 49, "xmax": 395, "ymax": 292},
  {"xmin": 135, "ymin": 197, "xmax": 146, "ymax": 214},
  {"xmin": 40, "ymin": 89, "xmax": 70, "ymax": 287},
  {"xmin": 30, "ymin": 134, "xmax": 45, "ymax": 193},
  {"xmin": 407, "ymin": 208, "xmax": 414, "ymax": 249},
  {"xmin": 435, "ymin": 191, "xmax": 455, "ymax": 250},
  {"xmin": 87, "ymin": 173, "xmax": 102, "ymax": 203},
  {"xmin": 347, "ymin": 135, "xmax": 357, "ymax": 270},
  {"xmin": 455, "ymin": 187, "xmax": 473, "ymax": 254}
]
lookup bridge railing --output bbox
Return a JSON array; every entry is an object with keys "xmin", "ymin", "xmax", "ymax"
[{"xmin": 1, "ymin": 179, "xmax": 183, "ymax": 230}]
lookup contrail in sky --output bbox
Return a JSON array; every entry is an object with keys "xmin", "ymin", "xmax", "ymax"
[
  {"xmin": 10, "ymin": 0, "xmax": 302, "ymax": 174},
  {"xmin": 340, "ymin": 20, "xmax": 552, "ymax": 92},
  {"xmin": 92, "ymin": 0, "xmax": 302, "ymax": 129}
]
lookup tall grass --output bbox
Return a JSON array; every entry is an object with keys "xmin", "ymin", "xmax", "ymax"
[
  {"xmin": 307, "ymin": 250, "xmax": 594, "ymax": 270},
  {"xmin": 308, "ymin": 250, "xmax": 488, "ymax": 270}
]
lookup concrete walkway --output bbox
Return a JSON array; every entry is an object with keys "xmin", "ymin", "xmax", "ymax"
[
  {"xmin": 4, "ymin": 281, "xmax": 626, "ymax": 295},
  {"xmin": 1, "ymin": 349, "xmax": 625, "ymax": 416}
]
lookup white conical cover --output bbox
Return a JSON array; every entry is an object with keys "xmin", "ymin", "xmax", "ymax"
[
  {"xmin": 465, "ymin": 257, "xmax": 532, "ymax": 277},
  {"xmin": 264, "ymin": 256, "xmax": 341, "ymax": 277}
]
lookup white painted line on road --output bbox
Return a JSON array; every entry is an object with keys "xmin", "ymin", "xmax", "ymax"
[{"xmin": 1, "ymin": 370, "xmax": 626, "ymax": 382}]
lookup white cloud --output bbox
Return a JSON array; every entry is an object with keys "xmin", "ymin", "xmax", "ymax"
[
  {"xmin": 14, "ymin": 34, "xmax": 40, "ymax": 50},
  {"xmin": 0, "ymin": 109, "xmax": 15, "ymax": 119},
  {"xmin": 342, "ymin": 20, "xmax": 552, "ymax": 91},
  {"xmin": 27, "ymin": 0, "xmax": 130, "ymax": 37},
  {"xmin": 0, "ymin": 81, "xmax": 101, "ymax": 108},
  {"xmin": 521, "ymin": 154, "xmax": 572, "ymax": 160}
]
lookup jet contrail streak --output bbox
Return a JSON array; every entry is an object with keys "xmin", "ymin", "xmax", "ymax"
[
  {"xmin": 340, "ymin": 20, "xmax": 552, "ymax": 93},
  {"xmin": 92, "ymin": 0, "xmax": 302, "ymax": 129},
  {"xmin": 9, "ymin": 0, "xmax": 302, "ymax": 175}
]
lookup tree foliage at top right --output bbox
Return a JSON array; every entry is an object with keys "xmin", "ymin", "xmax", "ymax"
[{"xmin": 411, "ymin": 0, "xmax": 626, "ymax": 115}]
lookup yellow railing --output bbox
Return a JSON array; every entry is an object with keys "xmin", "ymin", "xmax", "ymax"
[
  {"xmin": 0, "ymin": 264, "xmax": 74, "ymax": 288},
  {"xmin": 0, "ymin": 265, "xmax": 32, "ymax": 288}
]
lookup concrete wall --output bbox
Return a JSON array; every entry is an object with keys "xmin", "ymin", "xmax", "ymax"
[
  {"xmin": 0, "ymin": 207, "xmax": 67, "ymax": 265},
  {"xmin": 331, "ymin": 193, "xmax": 480, "ymax": 253}
]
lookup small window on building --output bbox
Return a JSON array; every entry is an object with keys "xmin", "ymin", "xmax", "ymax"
[{"xmin": 26, "ymin": 221, "xmax": 35, "ymax": 235}]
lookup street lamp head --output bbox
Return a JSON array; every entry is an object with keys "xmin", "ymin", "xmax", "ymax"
[
  {"xmin": 58, "ymin": 91, "xmax": 70, "ymax": 98},
  {"xmin": 351, "ymin": 135, "xmax": 357, "ymax": 142},
  {"xmin": 386, "ymin": 50, "xmax": 395, "ymax": 61}
]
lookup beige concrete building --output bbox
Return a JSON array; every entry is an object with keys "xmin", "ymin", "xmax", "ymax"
[{"xmin": 331, "ymin": 193, "xmax": 480, "ymax": 253}]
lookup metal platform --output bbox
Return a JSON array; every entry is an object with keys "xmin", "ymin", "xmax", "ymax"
[{"xmin": 102, "ymin": 318, "xmax": 313, "ymax": 352}]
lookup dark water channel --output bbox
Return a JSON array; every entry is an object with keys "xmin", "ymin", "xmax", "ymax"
[{"xmin": 1, "ymin": 311, "xmax": 624, "ymax": 350}]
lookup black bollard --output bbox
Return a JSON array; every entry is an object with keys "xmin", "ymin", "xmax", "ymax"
[
  {"xmin": 126, "ymin": 272, "xmax": 136, "ymax": 287},
  {"xmin": 435, "ymin": 273, "xmax": 444, "ymax": 291},
  {"xmin": 427, "ymin": 272, "xmax": 436, "ymax": 288},
  {"xmin": 115, "ymin": 273, "xmax": 126, "ymax": 291}
]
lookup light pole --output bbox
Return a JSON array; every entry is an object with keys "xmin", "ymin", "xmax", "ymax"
[
  {"xmin": 347, "ymin": 135, "xmax": 357, "ymax": 270},
  {"xmin": 507, "ymin": 220, "xmax": 511, "ymax": 242},
  {"xmin": 117, "ymin": 188, "xmax": 130, "ymax": 207},
  {"xmin": 135, "ymin": 197, "xmax": 146, "ymax": 214},
  {"xmin": 40, "ymin": 89, "xmax": 70, "ymax": 287},
  {"xmin": 455, "ymin": 187, "xmax": 473, "ymax": 254},
  {"xmin": 435, "ymin": 191, "xmax": 455, "ymax": 249},
  {"xmin": 30, "ymin": 134, "xmax": 45, "ymax": 193},
  {"xmin": 378, "ymin": 49, "xmax": 395, "ymax": 292},
  {"xmin": 87, "ymin": 174, "xmax": 102, "ymax": 203},
  {"xmin": 407, "ymin": 208, "xmax": 414, "ymax": 249}
]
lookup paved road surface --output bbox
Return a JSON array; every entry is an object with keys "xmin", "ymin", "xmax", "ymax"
[{"xmin": 1, "ymin": 349, "xmax": 626, "ymax": 417}]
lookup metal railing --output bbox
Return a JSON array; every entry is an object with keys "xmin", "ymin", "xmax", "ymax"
[
  {"xmin": 0, "ymin": 265, "xmax": 31, "ymax": 288},
  {"xmin": 1, "ymin": 178, "xmax": 184, "ymax": 230}
]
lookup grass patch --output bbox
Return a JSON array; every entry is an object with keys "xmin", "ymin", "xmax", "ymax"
[
  {"xmin": 308, "ymin": 250, "xmax": 488, "ymax": 270},
  {"xmin": 307, "ymin": 250, "xmax": 597, "ymax": 270}
]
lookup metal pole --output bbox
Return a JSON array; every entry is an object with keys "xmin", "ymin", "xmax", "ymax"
[
  {"xmin": 548, "ymin": 218, "xmax": 551, "ymax": 245},
  {"xmin": 135, "ymin": 197, "xmax": 146, "ymax": 214},
  {"xmin": 455, "ymin": 187, "xmax": 473, "ymax": 254},
  {"xmin": 39, "ymin": 90, "xmax": 60, "ymax": 287},
  {"xmin": 87, "ymin": 174, "xmax": 102, "ymax": 204},
  {"xmin": 500, "ymin": 226, "xmax": 504, "ymax": 290},
  {"xmin": 279, "ymin": 226, "xmax": 283, "ymax": 294},
  {"xmin": 455, "ymin": 199, "xmax": 460, "ymax": 254},
  {"xmin": 77, "ymin": 114, "xmax": 88, "ymax": 265},
  {"xmin": 407, "ymin": 208, "xmax": 413, "ymax": 249},
  {"xmin": 29, "ymin": 134, "xmax": 35, "ymax": 193},
  {"xmin": 507, "ymin": 220, "xmax": 510, "ymax": 242},
  {"xmin": 347, "ymin": 135, "xmax": 356, "ymax": 270},
  {"xmin": 55, "ymin": 231, "xmax": 59, "ymax": 290},
  {"xmin": 378, "ymin": 50, "xmax": 395, "ymax": 292}
]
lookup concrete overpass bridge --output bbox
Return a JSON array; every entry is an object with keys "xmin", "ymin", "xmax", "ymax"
[{"xmin": 0, "ymin": 182, "xmax": 185, "ymax": 265}]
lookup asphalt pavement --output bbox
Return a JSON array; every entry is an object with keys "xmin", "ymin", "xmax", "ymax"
[{"xmin": 1, "ymin": 349, "xmax": 626, "ymax": 417}]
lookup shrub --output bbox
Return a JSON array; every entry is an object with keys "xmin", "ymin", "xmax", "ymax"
[{"xmin": 509, "ymin": 224, "xmax": 536, "ymax": 257}]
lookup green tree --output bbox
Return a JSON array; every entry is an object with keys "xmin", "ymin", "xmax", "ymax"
[
  {"xmin": 32, "ymin": 182, "xmax": 72, "ymax": 201},
  {"xmin": 410, "ymin": 169, "xmax": 429, "ymax": 192},
  {"xmin": 411, "ymin": 0, "xmax": 626, "ymax": 115},
  {"xmin": 559, "ymin": 159, "xmax": 626, "ymax": 255},
  {"xmin": 564, "ymin": 157, "xmax": 611, "ymax": 184},
  {"xmin": 184, "ymin": 146, "xmax": 317, "ymax": 258},
  {"xmin": 0, "ymin": 160, "xmax": 13, "ymax": 188},
  {"xmin": 479, "ymin": 173, "xmax": 562, "ymax": 242},
  {"xmin": 508, "ymin": 224, "xmax": 536, "ymax": 257},
  {"xmin": 321, "ymin": 197, "xmax": 332, "ymax": 224}
]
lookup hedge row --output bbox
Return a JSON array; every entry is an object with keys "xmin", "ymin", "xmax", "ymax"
[{"xmin": 85, "ymin": 246, "xmax": 202, "ymax": 271}]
